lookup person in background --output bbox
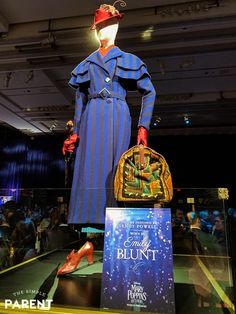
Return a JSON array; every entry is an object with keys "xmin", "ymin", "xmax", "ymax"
[
  {"xmin": 36, "ymin": 211, "xmax": 51, "ymax": 254},
  {"xmin": 187, "ymin": 211, "xmax": 222, "ymax": 257},
  {"xmin": 198, "ymin": 210, "xmax": 212, "ymax": 233},
  {"xmin": 172, "ymin": 208, "xmax": 187, "ymax": 229},
  {"xmin": 11, "ymin": 210, "xmax": 37, "ymax": 264},
  {"xmin": 45, "ymin": 210, "xmax": 79, "ymax": 251},
  {"xmin": 212, "ymin": 213, "xmax": 227, "ymax": 254},
  {"xmin": 0, "ymin": 214, "xmax": 12, "ymax": 270}
]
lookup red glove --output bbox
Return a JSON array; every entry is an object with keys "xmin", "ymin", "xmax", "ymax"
[
  {"xmin": 62, "ymin": 133, "xmax": 79, "ymax": 155},
  {"xmin": 137, "ymin": 126, "xmax": 148, "ymax": 146}
]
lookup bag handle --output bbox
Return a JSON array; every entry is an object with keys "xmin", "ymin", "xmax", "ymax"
[{"xmin": 139, "ymin": 144, "xmax": 145, "ymax": 170}]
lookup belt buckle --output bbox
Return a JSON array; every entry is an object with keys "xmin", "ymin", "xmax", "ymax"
[{"xmin": 99, "ymin": 88, "xmax": 111, "ymax": 99}]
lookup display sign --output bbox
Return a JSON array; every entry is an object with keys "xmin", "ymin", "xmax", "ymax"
[{"xmin": 101, "ymin": 208, "xmax": 175, "ymax": 313}]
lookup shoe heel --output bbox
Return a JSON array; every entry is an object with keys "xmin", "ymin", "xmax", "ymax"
[{"xmin": 86, "ymin": 254, "xmax": 94, "ymax": 265}]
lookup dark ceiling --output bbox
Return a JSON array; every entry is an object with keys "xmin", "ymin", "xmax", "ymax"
[{"xmin": 0, "ymin": 0, "xmax": 236, "ymax": 136}]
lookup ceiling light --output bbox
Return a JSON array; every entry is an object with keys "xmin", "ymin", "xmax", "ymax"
[
  {"xmin": 141, "ymin": 26, "xmax": 154, "ymax": 40},
  {"xmin": 152, "ymin": 116, "xmax": 161, "ymax": 127},
  {"xmin": 50, "ymin": 121, "xmax": 58, "ymax": 131},
  {"xmin": 183, "ymin": 114, "xmax": 191, "ymax": 125}
]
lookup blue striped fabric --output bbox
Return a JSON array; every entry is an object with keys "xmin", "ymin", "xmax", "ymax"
[{"xmin": 68, "ymin": 47, "xmax": 156, "ymax": 224}]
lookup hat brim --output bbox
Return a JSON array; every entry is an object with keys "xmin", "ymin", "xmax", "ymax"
[{"xmin": 90, "ymin": 13, "xmax": 123, "ymax": 30}]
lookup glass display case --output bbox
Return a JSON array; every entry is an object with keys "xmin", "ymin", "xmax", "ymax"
[{"xmin": 0, "ymin": 187, "xmax": 234, "ymax": 314}]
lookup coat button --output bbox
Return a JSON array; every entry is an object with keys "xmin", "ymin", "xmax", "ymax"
[
  {"xmin": 107, "ymin": 98, "xmax": 112, "ymax": 104},
  {"xmin": 105, "ymin": 77, "xmax": 111, "ymax": 83}
]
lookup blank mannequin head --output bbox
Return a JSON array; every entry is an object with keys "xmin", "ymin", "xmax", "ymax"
[
  {"xmin": 91, "ymin": 2, "xmax": 125, "ymax": 47},
  {"xmin": 95, "ymin": 18, "xmax": 119, "ymax": 46}
]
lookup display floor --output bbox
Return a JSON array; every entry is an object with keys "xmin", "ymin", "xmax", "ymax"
[{"xmin": 0, "ymin": 249, "xmax": 234, "ymax": 314}]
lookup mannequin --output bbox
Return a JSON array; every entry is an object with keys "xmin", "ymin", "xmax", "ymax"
[
  {"xmin": 57, "ymin": 2, "xmax": 156, "ymax": 275},
  {"xmin": 68, "ymin": 2, "xmax": 156, "ymax": 225},
  {"xmin": 62, "ymin": 120, "xmax": 79, "ymax": 187}
]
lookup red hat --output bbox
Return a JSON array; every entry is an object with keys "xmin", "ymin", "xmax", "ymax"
[{"xmin": 90, "ymin": 4, "xmax": 124, "ymax": 30}]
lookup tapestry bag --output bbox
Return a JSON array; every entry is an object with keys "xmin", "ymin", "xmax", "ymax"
[{"xmin": 114, "ymin": 145, "xmax": 173, "ymax": 202}]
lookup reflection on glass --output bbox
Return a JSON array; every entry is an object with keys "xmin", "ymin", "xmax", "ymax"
[
  {"xmin": 0, "ymin": 188, "xmax": 234, "ymax": 314},
  {"xmin": 170, "ymin": 189, "xmax": 234, "ymax": 314}
]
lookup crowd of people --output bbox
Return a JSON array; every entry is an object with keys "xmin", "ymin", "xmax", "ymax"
[
  {"xmin": 0, "ymin": 201, "xmax": 79, "ymax": 271},
  {"xmin": 0, "ymin": 199, "xmax": 231, "ymax": 272},
  {"xmin": 172, "ymin": 208, "xmax": 228, "ymax": 256}
]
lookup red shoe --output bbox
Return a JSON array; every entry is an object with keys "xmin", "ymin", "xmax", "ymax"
[{"xmin": 57, "ymin": 241, "xmax": 94, "ymax": 276}]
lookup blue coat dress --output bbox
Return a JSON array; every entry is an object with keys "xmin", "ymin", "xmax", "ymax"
[{"xmin": 68, "ymin": 46, "xmax": 156, "ymax": 224}]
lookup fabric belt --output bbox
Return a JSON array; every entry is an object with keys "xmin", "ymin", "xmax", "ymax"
[{"xmin": 88, "ymin": 89, "xmax": 126, "ymax": 101}]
